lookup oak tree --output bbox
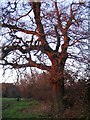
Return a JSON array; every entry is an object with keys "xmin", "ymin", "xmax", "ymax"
[{"xmin": 0, "ymin": 0, "xmax": 89, "ymax": 115}]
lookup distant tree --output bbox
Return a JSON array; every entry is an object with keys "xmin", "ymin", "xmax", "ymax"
[
  {"xmin": 18, "ymin": 72, "xmax": 52, "ymax": 101},
  {"xmin": 0, "ymin": 1, "xmax": 89, "ymax": 115},
  {"xmin": 2, "ymin": 83, "xmax": 20, "ymax": 98}
]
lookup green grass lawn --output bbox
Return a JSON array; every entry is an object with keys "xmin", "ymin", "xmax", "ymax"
[
  {"xmin": 2, "ymin": 98, "xmax": 88, "ymax": 119},
  {"xmin": 2, "ymin": 98, "xmax": 46, "ymax": 118}
]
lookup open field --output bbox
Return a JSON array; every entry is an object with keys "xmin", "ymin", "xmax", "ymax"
[
  {"xmin": 1, "ymin": 97, "xmax": 89, "ymax": 119},
  {"xmin": 2, "ymin": 98, "xmax": 50, "ymax": 118}
]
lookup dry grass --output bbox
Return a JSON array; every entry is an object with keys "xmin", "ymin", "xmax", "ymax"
[{"xmin": 21, "ymin": 101, "xmax": 52, "ymax": 115}]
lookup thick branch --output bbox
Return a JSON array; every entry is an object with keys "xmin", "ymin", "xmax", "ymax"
[
  {"xmin": 32, "ymin": 3, "xmax": 52, "ymax": 50},
  {"xmin": 61, "ymin": 36, "xmax": 70, "ymax": 53},
  {"xmin": 2, "ymin": 59, "xmax": 51, "ymax": 71},
  {"xmin": 32, "ymin": 2, "xmax": 46, "ymax": 45},
  {"xmin": 54, "ymin": 2, "xmax": 64, "ymax": 33},
  {"xmin": 54, "ymin": 25, "xmax": 60, "ymax": 52},
  {"xmin": 2, "ymin": 23, "xmax": 39, "ymax": 36},
  {"xmin": 31, "ymin": 2, "xmax": 53, "ymax": 60},
  {"xmin": 65, "ymin": 4, "xmax": 74, "ymax": 30},
  {"xmin": 2, "ymin": 44, "xmax": 41, "ymax": 59},
  {"xmin": 28, "ymin": 59, "xmax": 51, "ymax": 71}
]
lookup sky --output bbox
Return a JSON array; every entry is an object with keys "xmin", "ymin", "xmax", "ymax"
[
  {"xmin": 0, "ymin": 0, "xmax": 88, "ymax": 83},
  {"xmin": 0, "ymin": 0, "xmax": 86, "ymax": 3}
]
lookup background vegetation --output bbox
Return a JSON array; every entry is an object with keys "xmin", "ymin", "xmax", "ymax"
[{"xmin": 2, "ymin": 72, "xmax": 89, "ymax": 118}]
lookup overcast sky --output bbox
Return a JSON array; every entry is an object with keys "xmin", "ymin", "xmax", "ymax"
[{"xmin": 0, "ymin": 0, "xmax": 88, "ymax": 83}]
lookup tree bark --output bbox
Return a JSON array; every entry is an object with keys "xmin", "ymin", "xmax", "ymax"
[
  {"xmin": 50, "ymin": 68, "xmax": 65, "ymax": 116},
  {"xmin": 86, "ymin": 81, "xmax": 90, "ymax": 119},
  {"xmin": 52, "ymin": 80, "xmax": 64, "ymax": 115}
]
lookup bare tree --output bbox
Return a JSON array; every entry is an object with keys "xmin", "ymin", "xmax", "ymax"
[{"xmin": 0, "ymin": 0, "xmax": 89, "ymax": 115}]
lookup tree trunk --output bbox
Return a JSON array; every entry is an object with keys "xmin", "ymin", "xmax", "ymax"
[
  {"xmin": 50, "ymin": 69, "xmax": 65, "ymax": 116},
  {"xmin": 52, "ymin": 80, "xmax": 64, "ymax": 115},
  {"xmin": 86, "ymin": 81, "xmax": 90, "ymax": 119}
]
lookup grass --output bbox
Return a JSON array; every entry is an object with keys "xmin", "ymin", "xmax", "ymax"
[
  {"xmin": 2, "ymin": 98, "xmax": 88, "ymax": 119},
  {"xmin": 2, "ymin": 97, "xmax": 45, "ymax": 118}
]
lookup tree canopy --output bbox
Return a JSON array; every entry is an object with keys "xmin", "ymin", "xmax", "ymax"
[{"xmin": 0, "ymin": 1, "xmax": 89, "ymax": 76}]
